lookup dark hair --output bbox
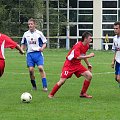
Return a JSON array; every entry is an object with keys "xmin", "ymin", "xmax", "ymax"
[
  {"xmin": 114, "ymin": 21, "xmax": 120, "ymax": 27},
  {"xmin": 81, "ymin": 31, "xmax": 92, "ymax": 42}
]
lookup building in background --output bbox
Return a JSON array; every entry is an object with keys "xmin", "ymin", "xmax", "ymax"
[
  {"xmin": 9, "ymin": 0, "xmax": 120, "ymax": 50},
  {"xmin": 43, "ymin": 0, "xmax": 120, "ymax": 50}
]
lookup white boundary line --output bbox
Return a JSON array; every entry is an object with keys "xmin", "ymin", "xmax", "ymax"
[{"xmin": 4, "ymin": 71, "xmax": 114, "ymax": 75}]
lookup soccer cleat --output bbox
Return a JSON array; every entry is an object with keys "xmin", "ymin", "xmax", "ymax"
[
  {"xmin": 48, "ymin": 94, "xmax": 54, "ymax": 99},
  {"xmin": 80, "ymin": 93, "xmax": 92, "ymax": 98},
  {"xmin": 33, "ymin": 87, "xmax": 37, "ymax": 90},
  {"xmin": 43, "ymin": 87, "xmax": 48, "ymax": 92}
]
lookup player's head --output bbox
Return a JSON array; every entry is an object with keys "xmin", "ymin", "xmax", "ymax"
[
  {"xmin": 114, "ymin": 21, "xmax": 120, "ymax": 36},
  {"xmin": 81, "ymin": 31, "xmax": 92, "ymax": 43},
  {"xmin": 28, "ymin": 18, "xmax": 36, "ymax": 32}
]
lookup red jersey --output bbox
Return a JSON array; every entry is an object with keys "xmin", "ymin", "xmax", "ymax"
[
  {"xmin": 61, "ymin": 41, "xmax": 89, "ymax": 78},
  {"xmin": 66, "ymin": 41, "xmax": 89, "ymax": 64},
  {"xmin": 0, "ymin": 33, "xmax": 17, "ymax": 60}
]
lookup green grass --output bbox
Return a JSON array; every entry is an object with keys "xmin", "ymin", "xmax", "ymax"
[{"xmin": 0, "ymin": 49, "xmax": 120, "ymax": 120}]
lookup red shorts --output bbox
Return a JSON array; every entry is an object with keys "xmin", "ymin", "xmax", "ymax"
[
  {"xmin": 61, "ymin": 60, "xmax": 87, "ymax": 79},
  {"xmin": 0, "ymin": 59, "xmax": 5, "ymax": 77}
]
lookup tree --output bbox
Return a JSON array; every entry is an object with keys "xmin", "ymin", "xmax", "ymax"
[{"xmin": 0, "ymin": 0, "xmax": 44, "ymax": 36}]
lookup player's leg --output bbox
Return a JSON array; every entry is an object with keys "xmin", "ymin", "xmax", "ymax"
[
  {"xmin": 29, "ymin": 67, "xmax": 37, "ymax": 90},
  {"xmin": 115, "ymin": 61, "xmax": 120, "ymax": 87},
  {"xmin": 115, "ymin": 75, "xmax": 120, "ymax": 87},
  {"xmin": 48, "ymin": 77, "xmax": 67, "ymax": 98},
  {"xmin": 38, "ymin": 65, "xmax": 48, "ymax": 92},
  {"xmin": 0, "ymin": 60, "xmax": 5, "ymax": 77},
  {"xmin": 48, "ymin": 61, "xmax": 72, "ymax": 98},
  {"xmin": 27, "ymin": 53, "xmax": 37, "ymax": 90},
  {"xmin": 35, "ymin": 52, "xmax": 48, "ymax": 91},
  {"xmin": 80, "ymin": 70, "xmax": 92, "ymax": 98}
]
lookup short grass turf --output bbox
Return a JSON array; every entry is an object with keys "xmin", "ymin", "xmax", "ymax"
[{"xmin": 0, "ymin": 48, "xmax": 119, "ymax": 120}]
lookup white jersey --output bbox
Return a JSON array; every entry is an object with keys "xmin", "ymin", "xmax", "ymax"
[
  {"xmin": 21, "ymin": 29, "xmax": 47, "ymax": 53},
  {"xmin": 112, "ymin": 35, "xmax": 120, "ymax": 63}
]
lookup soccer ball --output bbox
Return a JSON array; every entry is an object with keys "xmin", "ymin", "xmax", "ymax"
[{"xmin": 21, "ymin": 92, "xmax": 32, "ymax": 103}]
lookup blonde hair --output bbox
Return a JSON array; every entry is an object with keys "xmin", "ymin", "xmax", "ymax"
[{"xmin": 28, "ymin": 18, "xmax": 36, "ymax": 24}]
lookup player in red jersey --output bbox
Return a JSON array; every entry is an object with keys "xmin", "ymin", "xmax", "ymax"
[
  {"xmin": 48, "ymin": 31, "xmax": 94, "ymax": 99},
  {"xmin": 0, "ymin": 33, "xmax": 25, "ymax": 77}
]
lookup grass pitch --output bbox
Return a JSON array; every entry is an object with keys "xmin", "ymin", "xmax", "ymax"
[{"xmin": 0, "ymin": 49, "xmax": 120, "ymax": 120}]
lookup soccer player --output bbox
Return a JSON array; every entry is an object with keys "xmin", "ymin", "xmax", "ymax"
[
  {"xmin": 48, "ymin": 31, "xmax": 94, "ymax": 99},
  {"xmin": 21, "ymin": 18, "xmax": 48, "ymax": 92},
  {"xmin": 111, "ymin": 21, "xmax": 120, "ymax": 86},
  {"xmin": 0, "ymin": 33, "xmax": 25, "ymax": 77}
]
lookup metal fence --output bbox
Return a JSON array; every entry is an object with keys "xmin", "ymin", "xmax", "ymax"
[{"xmin": 11, "ymin": 36, "xmax": 113, "ymax": 50}]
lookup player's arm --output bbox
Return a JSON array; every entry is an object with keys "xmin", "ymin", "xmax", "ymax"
[
  {"xmin": 21, "ymin": 34, "xmax": 27, "ymax": 51},
  {"xmin": 39, "ymin": 43, "xmax": 46, "ymax": 52},
  {"xmin": 111, "ymin": 42, "xmax": 116, "ymax": 68},
  {"xmin": 111, "ymin": 52, "xmax": 116, "ymax": 68},
  {"xmin": 84, "ymin": 58, "xmax": 91, "ymax": 66},
  {"xmin": 21, "ymin": 44, "xmax": 26, "ymax": 51},
  {"xmin": 77, "ymin": 53, "xmax": 95, "ymax": 60},
  {"xmin": 84, "ymin": 58, "xmax": 92, "ymax": 72},
  {"xmin": 16, "ymin": 44, "xmax": 25, "ymax": 55},
  {"xmin": 39, "ymin": 32, "xmax": 47, "ymax": 52}
]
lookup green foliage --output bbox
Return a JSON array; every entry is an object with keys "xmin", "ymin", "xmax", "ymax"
[
  {"xmin": 0, "ymin": 4, "xmax": 10, "ymax": 35},
  {"xmin": 0, "ymin": 0, "xmax": 44, "ymax": 36},
  {"xmin": 0, "ymin": 0, "xmax": 68, "ymax": 40},
  {"xmin": 0, "ymin": 49, "xmax": 120, "ymax": 120}
]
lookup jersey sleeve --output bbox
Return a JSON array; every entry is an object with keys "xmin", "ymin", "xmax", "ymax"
[
  {"xmin": 40, "ymin": 32, "xmax": 47, "ymax": 43},
  {"xmin": 112, "ymin": 38, "xmax": 116, "ymax": 51},
  {"xmin": 67, "ymin": 47, "xmax": 80, "ymax": 60},
  {"xmin": 74, "ymin": 47, "xmax": 81, "ymax": 58},
  {"xmin": 21, "ymin": 33, "xmax": 27, "ymax": 45},
  {"xmin": 2, "ymin": 34, "xmax": 17, "ymax": 49}
]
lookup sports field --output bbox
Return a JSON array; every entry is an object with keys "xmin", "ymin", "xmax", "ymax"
[{"xmin": 0, "ymin": 48, "xmax": 120, "ymax": 120}]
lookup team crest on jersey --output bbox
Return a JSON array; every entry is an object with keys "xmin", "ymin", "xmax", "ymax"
[{"xmin": 29, "ymin": 39, "xmax": 36, "ymax": 44}]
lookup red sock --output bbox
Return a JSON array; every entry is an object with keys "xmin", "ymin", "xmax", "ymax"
[
  {"xmin": 49, "ymin": 83, "xmax": 61, "ymax": 96},
  {"xmin": 81, "ymin": 80, "xmax": 90, "ymax": 94}
]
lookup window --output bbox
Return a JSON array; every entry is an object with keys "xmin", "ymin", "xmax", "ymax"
[
  {"xmin": 78, "ymin": 24, "xmax": 93, "ymax": 29},
  {"xmin": 102, "ymin": 15, "xmax": 117, "ymax": 22},
  {"xmin": 69, "ymin": 0, "xmax": 77, "ymax": 8},
  {"xmin": 79, "ymin": 30, "xmax": 93, "ymax": 36},
  {"xmin": 59, "ymin": 10, "xmax": 67, "ymax": 22},
  {"xmin": 69, "ymin": 10, "xmax": 77, "ymax": 22},
  {"xmin": 79, "ymin": 1, "xmax": 93, "ymax": 8},
  {"xmin": 70, "ymin": 25, "xmax": 77, "ymax": 36},
  {"xmin": 118, "ymin": 10, "xmax": 120, "ymax": 20},
  {"xmin": 59, "ymin": 0, "xmax": 67, "ymax": 8},
  {"xmin": 102, "ymin": 1, "xmax": 117, "ymax": 8},
  {"xmin": 102, "ymin": 24, "xmax": 113, "ymax": 29},
  {"xmin": 79, "ymin": 15, "xmax": 93, "ymax": 22},
  {"xmin": 103, "ymin": 10, "xmax": 117, "ymax": 14},
  {"xmin": 79, "ymin": 10, "xmax": 93, "ymax": 14},
  {"xmin": 103, "ymin": 30, "xmax": 114, "ymax": 36},
  {"xmin": 49, "ymin": 1, "xmax": 58, "ymax": 8}
]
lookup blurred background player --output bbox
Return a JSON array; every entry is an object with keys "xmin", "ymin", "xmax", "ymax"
[
  {"xmin": 0, "ymin": 33, "xmax": 25, "ymax": 77},
  {"xmin": 21, "ymin": 18, "xmax": 48, "ymax": 92},
  {"xmin": 111, "ymin": 21, "xmax": 120, "ymax": 87},
  {"xmin": 48, "ymin": 31, "xmax": 94, "ymax": 99}
]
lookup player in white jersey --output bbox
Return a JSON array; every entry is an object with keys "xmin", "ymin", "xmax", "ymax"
[
  {"xmin": 21, "ymin": 18, "xmax": 48, "ymax": 91},
  {"xmin": 111, "ymin": 21, "xmax": 120, "ymax": 86}
]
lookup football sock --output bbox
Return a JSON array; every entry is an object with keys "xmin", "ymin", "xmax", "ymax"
[
  {"xmin": 49, "ymin": 83, "xmax": 61, "ymax": 96},
  {"xmin": 31, "ymin": 80, "xmax": 37, "ymax": 88},
  {"xmin": 42, "ymin": 78, "xmax": 47, "ymax": 88},
  {"xmin": 81, "ymin": 80, "xmax": 90, "ymax": 94}
]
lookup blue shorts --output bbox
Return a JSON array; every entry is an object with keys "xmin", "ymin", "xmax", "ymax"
[
  {"xmin": 115, "ymin": 61, "xmax": 120, "ymax": 75},
  {"xmin": 26, "ymin": 52, "xmax": 44, "ymax": 67}
]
